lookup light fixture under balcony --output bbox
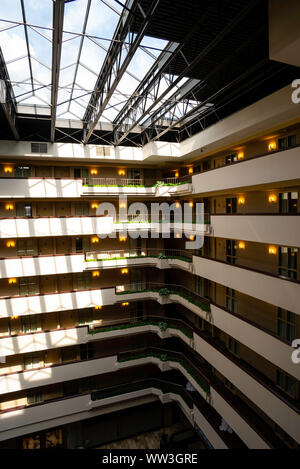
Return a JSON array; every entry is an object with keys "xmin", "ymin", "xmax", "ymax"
[
  {"xmin": 238, "ymin": 196, "xmax": 245, "ymax": 206},
  {"xmin": 8, "ymin": 278, "xmax": 17, "ymax": 284},
  {"xmin": 122, "ymin": 302, "xmax": 130, "ymax": 307},
  {"xmin": 189, "ymin": 235, "xmax": 195, "ymax": 241},
  {"xmin": 121, "ymin": 268, "xmax": 128, "ymax": 274},
  {"xmin": 94, "ymin": 305, "xmax": 102, "ymax": 310},
  {"xmin": 237, "ymin": 151, "xmax": 244, "ymax": 160},
  {"xmin": 238, "ymin": 241, "xmax": 246, "ymax": 250},
  {"xmin": 92, "ymin": 271, "xmax": 100, "ymax": 278},
  {"xmin": 90, "ymin": 168, "xmax": 98, "ymax": 175},
  {"xmin": 268, "ymin": 194, "xmax": 277, "ymax": 203},
  {"xmin": 91, "ymin": 236, "xmax": 99, "ymax": 244},
  {"xmin": 91, "ymin": 203, "xmax": 99, "ymax": 209},
  {"xmin": 174, "ymin": 171, "xmax": 179, "ymax": 178},
  {"xmin": 5, "ymin": 203, "xmax": 14, "ymax": 211},
  {"xmin": 268, "ymin": 245, "xmax": 277, "ymax": 255},
  {"xmin": 118, "ymin": 169, "xmax": 126, "ymax": 176},
  {"xmin": 11, "ymin": 316, "xmax": 19, "ymax": 320},
  {"xmin": 189, "ymin": 201, "xmax": 194, "ymax": 208},
  {"xmin": 6, "ymin": 240, "xmax": 16, "ymax": 248},
  {"xmin": 4, "ymin": 166, "xmax": 13, "ymax": 174},
  {"xmin": 119, "ymin": 203, "xmax": 127, "ymax": 209},
  {"xmin": 119, "ymin": 236, "xmax": 127, "ymax": 242},
  {"xmin": 175, "ymin": 233, "xmax": 181, "ymax": 239},
  {"xmin": 188, "ymin": 167, "xmax": 194, "ymax": 174}
]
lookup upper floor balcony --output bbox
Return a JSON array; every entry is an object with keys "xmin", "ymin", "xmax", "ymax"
[{"xmin": 192, "ymin": 144, "xmax": 300, "ymax": 195}]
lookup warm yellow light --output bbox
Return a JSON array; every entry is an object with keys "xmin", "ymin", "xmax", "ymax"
[
  {"xmin": 8, "ymin": 278, "xmax": 17, "ymax": 284},
  {"xmin": 119, "ymin": 236, "xmax": 127, "ymax": 242},
  {"xmin": 237, "ymin": 151, "xmax": 244, "ymax": 160},
  {"xmin": 189, "ymin": 235, "xmax": 195, "ymax": 241},
  {"xmin": 5, "ymin": 203, "xmax": 14, "ymax": 211},
  {"xmin": 6, "ymin": 240, "xmax": 16, "ymax": 248},
  {"xmin": 94, "ymin": 305, "xmax": 102, "ymax": 310},
  {"xmin": 121, "ymin": 268, "xmax": 129, "ymax": 275},
  {"xmin": 238, "ymin": 196, "xmax": 245, "ymax": 206},
  {"xmin": 4, "ymin": 166, "xmax": 13, "ymax": 174},
  {"xmin": 92, "ymin": 271, "xmax": 100, "ymax": 278},
  {"xmin": 175, "ymin": 202, "xmax": 180, "ymax": 208},
  {"xmin": 122, "ymin": 302, "xmax": 130, "ymax": 307},
  {"xmin": 11, "ymin": 316, "xmax": 19, "ymax": 320},
  {"xmin": 268, "ymin": 245, "xmax": 277, "ymax": 255},
  {"xmin": 175, "ymin": 171, "xmax": 179, "ymax": 178},
  {"xmin": 91, "ymin": 203, "xmax": 99, "ymax": 209},
  {"xmin": 189, "ymin": 201, "xmax": 194, "ymax": 208},
  {"xmin": 91, "ymin": 236, "xmax": 99, "ymax": 244},
  {"xmin": 176, "ymin": 233, "xmax": 181, "ymax": 239},
  {"xmin": 90, "ymin": 168, "xmax": 98, "ymax": 175},
  {"xmin": 119, "ymin": 203, "xmax": 127, "ymax": 209},
  {"xmin": 188, "ymin": 167, "xmax": 194, "ymax": 174},
  {"xmin": 238, "ymin": 241, "xmax": 246, "ymax": 250},
  {"xmin": 268, "ymin": 194, "xmax": 277, "ymax": 203},
  {"xmin": 118, "ymin": 169, "xmax": 126, "ymax": 176},
  {"xmin": 268, "ymin": 141, "xmax": 277, "ymax": 152}
]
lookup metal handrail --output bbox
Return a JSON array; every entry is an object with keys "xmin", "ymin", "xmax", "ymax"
[{"xmin": 85, "ymin": 248, "xmax": 193, "ymax": 261}]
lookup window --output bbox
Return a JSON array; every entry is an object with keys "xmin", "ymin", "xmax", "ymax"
[
  {"xmin": 130, "ymin": 302, "xmax": 143, "ymax": 321},
  {"xmin": 279, "ymin": 192, "xmax": 298, "ymax": 214},
  {"xmin": 75, "ymin": 237, "xmax": 83, "ymax": 252},
  {"xmin": 276, "ymin": 370, "xmax": 297, "ymax": 398},
  {"xmin": 225, "ymin": 153, "xmax": 238, "ymax": 165},
  {"xmin": 228, "ymin": 338, "xmax": 240, "ymax": 357},
  {"xmin": 78, "ymin": 309, "xmax": 93, "ymax": 326},
  {"xmin": 74, "ymin": 168, "xmax": 89, "ymax": 179},
  {"xmin": 226, "ymin": 288, "xmax": 237, "ymax": 313},
  {"xmin": 17, "ymin": 239, "xmax": 34, "ymax": 256},
  {"xmin": 31, "ymin": 142, "xmax": 48, "ymax": 153},
  {"xmin": 14, "ymin": 166, "xmax": 31, "ymax": 178},
  {"xmin": 22, "ymin": 315, "xmax": 38, "ymax": 333},
  {"xmin": 278, "ymin": 134, "xmax": 298, "ymax": 151},
  {"xmin": 277, "ymin": 308, "xmax": 296, "ymax": 341},
  {"xmin": 75, "ymin": 203, "xmax": 89, "ymax": 216},
  {"xmin": 226, "ymin": 240, "xmax": 237, "ymax": 265},
  {"xmin": 19, "ymin": 277, "xmax": 38, "ymax": 296},
  {"xmin": 226, "ymin": 197, "xmax": 237, "ymax": 214},
  {"xmin": 279, "ymin": 247, "xmax": 298, "ymax": 280},
  {"xmin": 76, "ymin": 272, "xmax": 91, "ymax": 290},
  {"xmin": 127, "ymin": 168, "xmax": 141, "ymax": 180},
  {"xmin": 16, "ymin": 203, "xmax": 32, "ymax": 217},
  {"xmin": 27, "ymin": 392, "xmax": 43, "ymax": 405},
  {"xmin": 24, "ymin": 353, "xmax": 42, "ymax": 370},
  {"xmin": 80, "ymin": 343, "xmax": 94, "ymax": 360},
  {"xmin": 75, "ymin": 237, "xmax": 89, "ymax": 253}
]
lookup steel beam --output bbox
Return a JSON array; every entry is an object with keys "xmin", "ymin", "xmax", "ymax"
[
  {"xmin": 0, "ymin": 48, "xmax": 19, "ymax": 139},
  {"xmin": 82, "ymin": 0, "xmax": 160, "ymax": 144},
  {"xmin": 113, "ymin": 0, "xmax": 260, "ymax": 146},
  {"xmin": 50, "ymin": 0, "xmax": 65, "ymax": 142}
]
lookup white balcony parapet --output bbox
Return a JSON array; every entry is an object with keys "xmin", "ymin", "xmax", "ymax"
[
  {"xmin": 0, "ymin": 178, "xmax": 83, "ymax": 199},
  {"xmin": 211, "ymin": 214, "xmax": 300, "ymax": 248}
]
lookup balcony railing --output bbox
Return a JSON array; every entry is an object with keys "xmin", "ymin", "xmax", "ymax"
[
  {"xmin": 85, "ymin": 248, "xmax": 193, "ymax": 263},
  {"xmin": 115, "ymin": 282, "xmax": 211, "ymax": 312},
  {"xmin": 117, "ymin": 346, "xmax": 211, "ymax": 396},
  {"xmin": 83, "ymin": 174, "xmax": 192, "ymax": 187}
]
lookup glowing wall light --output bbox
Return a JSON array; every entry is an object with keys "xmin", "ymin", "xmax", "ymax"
[
  {"xmin": 237, "ymin": 151, "xmax": 244, "ymax": 160},
  {"xmin": 8, "ymin": 278, "xmax": 17, "ymax": 284},
  {"xmin": 268, "ymin": 141, "xmax": 277, "ymax": 152},
  {"xmin": 189, "ymin": 201, "xmax": 194, "ymax": 208},
  {"xmin": 119, "ymin": 203, "xmax": 127, "ymax": 209},
  {"xmin": 91, "ymin": 203, "xmax": 99, "ymax": 209},
  {"xmin": 189, "ymin": 235, "xmax": 195, "ymax": 241},
  {"xmin": 122, "ymin": 302, "xmax": 130, "ymax": 307},
  {"xmin": 118, "ymin": 169, "xmax": 126, "ymax": 176},
  {"xmin": 90, "ymin": 168, "xmax": 98, "ymax": 175},
  {"xmin": 94, "ymin": 305, "xmax": 102, "ymax": 310},
  {"xmin": 238, "ymin": 196, "xmax": 245, "ymax": 206},
  {"xmin": 268, "ymin": 245, "xmax": 277, "ymax": 255},
  {"xmin": 268, "ymin": 194, "xmax": 277, "ymax": 203},
  {"xmin": 238, "ymin": 241, "xmax": 246, "ymax": 250},
  {"xmin": 121, "ymin": 268, "xmax": 129, "ymax": 275},
  {"xmin": 5, "ymin": 203, "xmax": 14, "ymax": 211},
  {"xmin": 4, "ymin": 166, "xmax": 13, "ymax": 174},
  {"xmin": 119, "ymin": 236, "xmax": 127, "ymax": 242},
  {"xmin": 174, "ymin": 171, "xmax": 179, "ymax": 178},
  {"xmin": 6, "ymin": 240, "xmax": 16, "ymax": 248},
  {"xmin": 91, "ymin": 236, "xmax": 99, "ymax": 244},
  {"xmin": 92, "ymin": 271, "xmax": 100, "ymax": 278},
  {"xmin": 188, "ymin": 167, "xmax": 194, "ymax": 174}
]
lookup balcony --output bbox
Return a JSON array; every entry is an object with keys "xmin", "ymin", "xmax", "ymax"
[
  {"xmin": 0, "ymin": 177, "xmax": 83, "ymax": 199},
  {"xmin": 82, "ymin": 175, "xmax": 193, "ymax": 197},
  {"xmin": 211, "ymin": 214, "xmax": 300, "ymax": 247},
  {"xmin": 192, "ymin": 145, "xmax": 300, "ymax": 195},
  {"xmin": 193, "ymin": 255, "xmax": 300, "ymax": 314},
  {"xmin": 85, "ymin": 249, "xmax": 193, "ymax": 272}
]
